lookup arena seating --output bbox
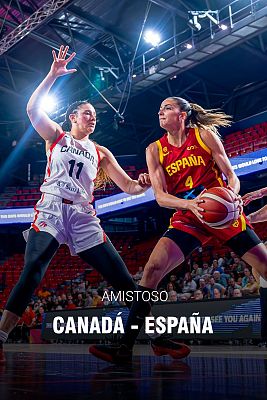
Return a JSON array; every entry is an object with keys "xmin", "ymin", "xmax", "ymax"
[
  {"xmin": 0, "ymin": 234, "xmax": 152, "ymax": 309},
  {"xmin": 0, "ymin": 167, "xmax": 147, "ymax": 208},
  {"xmin": 223, "ymin": 121, "xmax": 267, "ymax": 157}
]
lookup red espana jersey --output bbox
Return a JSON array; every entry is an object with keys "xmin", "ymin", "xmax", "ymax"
[{"xmin": 156, "ymin": 127, "xmax": 225, "ymax": 199}]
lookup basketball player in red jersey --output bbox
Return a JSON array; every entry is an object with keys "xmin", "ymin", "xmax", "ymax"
[{"xmin": 90, "ymin": 97, "xmax": 267, "ymax": 363}]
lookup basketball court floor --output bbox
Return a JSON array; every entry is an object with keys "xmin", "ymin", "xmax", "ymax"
[{"xmin": 0, "ymin": 344, "xmax": 266, "ymax": 400}]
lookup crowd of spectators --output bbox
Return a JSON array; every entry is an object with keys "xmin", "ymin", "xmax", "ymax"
[
  {"xmin": 162, "ymin": 251, "xmax": 259, "ymax": 302},
  {"xmin": 0, "ymin": 249, "xmax": 260, "ymax": 342}
]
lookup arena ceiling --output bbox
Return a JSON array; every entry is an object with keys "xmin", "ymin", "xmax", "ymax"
[{"xmin": 0, "ymin": 0, "xmax": 267, "ymax": 158}]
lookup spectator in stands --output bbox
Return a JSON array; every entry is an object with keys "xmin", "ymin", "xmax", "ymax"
[
  {"xmin": 213, "ymin": 271, "xmax": 229, "ymax": 288},
  {"xmin": 198, "ymin": 278, "xmax": 209, "ymax": 298},
  {"xmin": 167, "ymin": 290, "xmax": 178, "ymax": 302},
  {"xmin": 211, "ymin": 259, "xmax": 224, "ymax": 274},
  {"xmin": 208, "ymin": 277, "xmax": 226, "ymax": 299},
  {"xmin": 191, "ymin": 262, "xmax": 203, "ymax": 281},
  {"xmin": 92, "ymin": 290, "xmax": 104, "ymax": 307},
  {"xmin": 194, "ymin": 289, "xmax": 204, "ymax": 301},
  {"xmin": 75, "ymin": 293, "xmax": 85, "ymax": 308},
  {"xmin": 35, "ymin": 305, "xmax": 45, "ymax": 327},
  {"xmin": 234, "ymin": 256, "xmax": 246, "ymax": 274},
  {"xmin": 226, "ymin": 277, "xmax": 241, "ymax": 298},
  {"xmin": 233, "ymin": 288, "xmax": 242, "ymax": 298},
  {"xmin": 60, "ymin": 294, "xmax": 68, "ymax": 308},
  {"xmin": 0, "ymin": 46, "xmax": 171, "ymax": 363},
  {"xmin": 213, "ymin": 287, "xmax": 222, "ymax": 299},
  {"xmin": 217, "ymin": 255, "xmax": 225, "ymax": 269},
  {"xmin": 37, "ymin": 286, "xmax": 51, "ymax": 299},
  {"xmin": 84, "ymin": 293, "xmax": 93, "ymax": 308},
  {"xmin": 241, "ymin": 268, "xmax": 251, "ymax": 288},
  {"xmin": 169, "ymin": 274, "xmax": 179, "ymax": 290},
  {"xmin": 179, "ymin": 272, "xmax": 197, "ymax": 300},
  {"xmin": 166, "ymin": 282, "xmax": 175, "ymax": 292},
  {"xmin": 202, "ymin": 262, "xmax": 213, "ymax": 275},
  {"xmin": 241, "ymin": 275, "xmax": 259, "ymax": 296},
  {"xmin": 18, "ymin": 305, "xmax": 36, "ymax": 342},
  {"xmin": 66, "ymin": 300, "xmax": 76, "ymax": 310}
]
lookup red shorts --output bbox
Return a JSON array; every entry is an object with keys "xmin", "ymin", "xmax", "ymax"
[{"xmin": 169, "ymin": 210, "xmax": 252, "ymax": 246}]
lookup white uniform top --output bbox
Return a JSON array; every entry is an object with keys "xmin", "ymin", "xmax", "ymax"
[{"xmin": 40, "ymin": 132, "xmax": 99, "ymax": 203}]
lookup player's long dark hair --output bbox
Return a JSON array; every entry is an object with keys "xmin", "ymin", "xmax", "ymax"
[
  {"xmin": 168, "ymin": 97, "xmax": 232, "ymax": 136},
  {"xmin": 62, "ymin": 101, "xmax": 111, "ymax": 190}
]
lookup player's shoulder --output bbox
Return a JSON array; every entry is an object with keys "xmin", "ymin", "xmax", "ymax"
[{"xmin": 146, "ymin": 141, "xmax": 158, "ymax": 154}]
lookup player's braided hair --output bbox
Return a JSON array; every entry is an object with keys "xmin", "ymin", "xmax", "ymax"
[
  {"xmin": 62, "ymin": 100, "xmax": 111, "ymax": 190},
  {"xmin": 168, "ymin": 97, "xmax": 232, "ymax": 136}
]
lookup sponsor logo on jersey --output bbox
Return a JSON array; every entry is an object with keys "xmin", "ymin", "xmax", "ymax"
[
  {"xmin": 187, "ymin": 145, "xmax": 198, "ymax": 151},
  {"xmin": 162, "ymin": 146, "xmax": 171, "ymax": 157},
  {"xmin": 165, "ymin": 155, "xmax": 206, "ymax": 176},
  {"xmin": 232, "ymin": 220, "xmax": 239, "ymax": 228}
]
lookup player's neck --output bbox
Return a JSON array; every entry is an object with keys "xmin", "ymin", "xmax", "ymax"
[
  {"xmin": 70, "ymin": 129, "xmax": 89, "ymax": 141},
  {"xmin": 167, "ymin": 127, "xmax": 188, "ymax": 147}
]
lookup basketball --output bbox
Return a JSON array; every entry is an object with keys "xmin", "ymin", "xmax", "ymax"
[{"xmin": 199, "ymin": 187, "xmax": 240, "ymax": 228}]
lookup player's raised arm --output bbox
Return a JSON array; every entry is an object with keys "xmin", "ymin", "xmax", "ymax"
[{"xmin": 27, "ymin": 45, "xmax": 77, "ymax": 146}]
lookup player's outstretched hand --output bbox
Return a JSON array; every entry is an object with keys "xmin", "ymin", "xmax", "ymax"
[
  {"xmin": 242, "ymin": 190, "xmax": 261, "ymax": 206},
  {"xmin": 137, "ymin": 173, "xmax": 151, "ymax": 189},
  {"xmin": 50, "ymin": 45, "xmax": 77, "ymax": 78}
]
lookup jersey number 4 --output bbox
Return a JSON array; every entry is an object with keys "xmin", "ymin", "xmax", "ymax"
[{"xmin": 68, "ymin": 160, "xmax": 84, "ymax": 179}]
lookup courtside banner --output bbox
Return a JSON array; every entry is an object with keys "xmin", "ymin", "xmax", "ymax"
[
  {"xmin": 230, "ymin": 148, "xmax": 267, "ymax": 176},
  {"xmin": 42, "ymin": 296, "xmax": 261, "ymax": 341}
]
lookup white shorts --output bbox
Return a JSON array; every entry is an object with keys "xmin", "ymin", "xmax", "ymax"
[{"xmin": 23, "ymin": 193, "xmax": 105, "ymax": 255}]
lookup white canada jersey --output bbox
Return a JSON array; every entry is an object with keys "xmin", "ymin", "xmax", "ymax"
[{"xmin": 40, "ymin": 132, "xmax": 99, "ymax": 203}]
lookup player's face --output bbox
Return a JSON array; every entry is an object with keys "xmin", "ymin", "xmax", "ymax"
[
  {"xmin": 158, "ymin": 99, "xmax": 186, "ymax": 131},
  {"xmin": 75, "ymin": 103, "xmax": 97, "ymax": 135}
]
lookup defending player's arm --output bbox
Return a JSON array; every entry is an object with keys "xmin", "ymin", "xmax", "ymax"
[
  {"xmin": 146, "ymin": 143, "xmax": 204, "ymax": 220},
  {"xmin": 27, "ymin": 45, "xmax": 76, "ymax": 148},
  {"xmin": 242, "ymin": 187, "xmax": 267, "ymax": 206},
  {"xmin": 200, "ymin": 129, "xmax": 240, "ymax": 194},
  {"xmin": 97, "ymin": 145, "xmax": 150, "ymax": 194},
  {"xmin": 247, "ymin": 204, "xmax": 267, "ymax": 223}
]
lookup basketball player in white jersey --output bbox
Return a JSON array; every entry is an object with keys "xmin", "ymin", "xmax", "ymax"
[{"xmin": 0, "ymin": 46, "xmax": 179, "ymax": 363}]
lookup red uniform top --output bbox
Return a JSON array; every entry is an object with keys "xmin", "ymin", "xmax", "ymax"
[{"xmin": 156, "ymin": 127, "xmax": 225, "ymax": 199}]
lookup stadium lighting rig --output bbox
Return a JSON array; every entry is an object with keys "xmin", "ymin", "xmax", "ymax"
[{"xmin": 188, "ymin": 10, "xmax": 227, "ymax": 32}]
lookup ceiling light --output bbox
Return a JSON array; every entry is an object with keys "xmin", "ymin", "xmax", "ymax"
[
  {"xmin": 144, "ymin": 30, "xmax": 161, "ymax": 47},
  {"xmin": 40, "ymin": 95, "xmax": 57, "ymax": 113}
]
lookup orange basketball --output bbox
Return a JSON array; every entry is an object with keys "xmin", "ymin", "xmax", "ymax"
[{"xmin": 199, "ymin": 187, "xmax": 240, "ymax": 228}]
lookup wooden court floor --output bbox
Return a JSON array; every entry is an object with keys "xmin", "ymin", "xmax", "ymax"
[{"xmin": 0, "ymin": 344, "xmax": 267, "ymax": 400}]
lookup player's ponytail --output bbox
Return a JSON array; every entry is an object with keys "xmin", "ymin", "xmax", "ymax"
[
  {"xmin": 94, "ymin": 167, "xmax": 112, "ymax": 190},
  {"xmin": 168, "ymin": 97, "xmax": 232, "ymax": 136},
  {"xmin": 189, "ymin": 103, "xmax": 232, "ymax": 136}
]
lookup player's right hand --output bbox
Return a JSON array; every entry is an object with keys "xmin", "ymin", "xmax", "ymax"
[{"xmin": 50, "ymin": 45, "xmax": 77, "ymax": 78}]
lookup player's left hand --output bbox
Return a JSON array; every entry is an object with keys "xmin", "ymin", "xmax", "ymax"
[
  {"xmin": 227, "ymin": 186, "xmax": 243, "ymax": 216},
  {"xmin": 137, "ymin": 173, "xmax": 151, "ymax": 188}
]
